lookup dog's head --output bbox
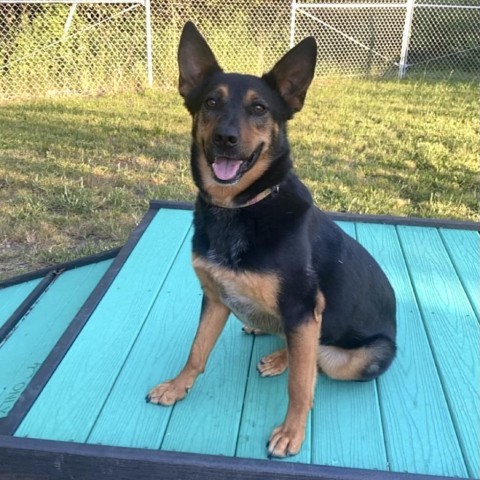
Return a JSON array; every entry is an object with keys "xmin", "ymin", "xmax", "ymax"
[{"xmin": 178, "ymin": 22, "xmax": 317, "ymax": 207}]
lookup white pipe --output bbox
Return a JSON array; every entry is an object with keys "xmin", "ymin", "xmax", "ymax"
[
  {"xmin": 290, "ymin": 0, "xmax": 297, "ymax": 48},
  {"xmin": 63, "ymin": 4, "xmax": 77, "ymax": 37},
  {"xmin": 145, "ymin": 0, "xmax": 153, "ymax": 88},
  {"xmin": 399, "ymin": 0, "xmax": 415, "ymax": 79}
]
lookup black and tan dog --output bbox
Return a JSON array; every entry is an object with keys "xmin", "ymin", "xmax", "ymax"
[{"xmin": 147, "ymin": 22, "xmax": 396, "ymax": 458}]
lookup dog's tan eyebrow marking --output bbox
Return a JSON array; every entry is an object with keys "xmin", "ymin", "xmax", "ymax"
[
  {"xmin": 244, "ymin": 89, "xmax": 262, "ymax": 103},
  {"xmin": 214, "ymin": 84, "xmax": 229, "ymax": 99}
]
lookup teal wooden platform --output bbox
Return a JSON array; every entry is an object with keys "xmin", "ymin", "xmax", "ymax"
[{"xmin": 0, "ymin": 203, "xmax": 478, "ymax": 480}]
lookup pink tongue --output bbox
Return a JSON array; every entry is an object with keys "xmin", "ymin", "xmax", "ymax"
[{"xmin": 212, "ymin": 158, "xmax": 243, "ymax": 181}]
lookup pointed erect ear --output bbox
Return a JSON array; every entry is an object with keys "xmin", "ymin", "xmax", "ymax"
[
  {"xmin": 264, "ymin": 37, "xmax": 317, "ymax": 112},
  {"xmin": 178, "ymin": 22, "xmax": 222, "ymax": 98}
]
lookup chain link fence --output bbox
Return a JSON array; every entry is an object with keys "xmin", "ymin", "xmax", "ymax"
[
  {"xmin": 291, "ymin": 0, "xmax": 480, "ymax": 78},
  {"xmin": 0, "ymin": 0, "xmax": 478, "ymax": 100}
]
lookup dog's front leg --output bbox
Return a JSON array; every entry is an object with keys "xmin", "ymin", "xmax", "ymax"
[
  {"xmin": 147, "ymin": 296, "xmax": 230, "ymax": 406},
  {"xmin": 267, "ymin": 315, "xmax": 321, "ymax": 458}
]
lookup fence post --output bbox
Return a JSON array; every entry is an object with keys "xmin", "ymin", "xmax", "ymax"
[
  {"xmin": 399, "ymin": 0, "xmax": 415, "ymax": 79},
  {"xmin": 145, "ymin": 0, "xmax": 153, "ymax": 88},
  {"xmin": 289, "ymin": 0, "xmax": 297, "ymax": 48},
  {"xmin": 63, "ymin": 4, "xmax": 77, "ymax": 38}
]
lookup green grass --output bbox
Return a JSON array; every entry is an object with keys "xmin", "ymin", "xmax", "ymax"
[{"xmin": 0, "ymin": 78, "xmax": 478, "ymax": 280}]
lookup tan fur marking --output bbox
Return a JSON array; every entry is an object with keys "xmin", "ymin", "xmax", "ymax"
[
  {"xmin": 216, "ymin": 84, "xmax": 229, "ymax": 98},
  {"xmin": 244, "ymin": 89, "xmax": 259, "ymax": 104},
  {"xmin": 314, "ymin": 291, "xmax": 326, "ymax": 324},
  {"xmin": 288, "ymin": 319, "xmax": 321, "ymax": 405},
  {"xmin": 192, "ymin": 254, "xmax": 280, "ymax": 317},
  {"xmin": 317, "ymin": 345, "xmax": 374, "ymax": 380},
  {"xmin": 193, "ymin": 258, "xmax": 222, "ymax": 301}
]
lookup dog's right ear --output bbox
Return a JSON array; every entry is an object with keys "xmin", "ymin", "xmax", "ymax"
[{"xmin": 178, "ymin": 22, "xmax": 222, "ymax": 98}]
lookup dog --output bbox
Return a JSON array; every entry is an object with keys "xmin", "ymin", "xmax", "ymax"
[{"xmin": 147, "ymin": 21, "xmax": 397, "ymax": 459}]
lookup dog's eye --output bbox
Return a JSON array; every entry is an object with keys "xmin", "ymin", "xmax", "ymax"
[
  {"xmin": 205, "ymin": 98, "xmax": 217, "ymax": 109},
  {"xmin": 251, "ymin": 103, "xmax": 267, "ymax": 115}
]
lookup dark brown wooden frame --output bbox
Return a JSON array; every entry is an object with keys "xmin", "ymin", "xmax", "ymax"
[{"xmin": 0, "ymin": 436, "xmax": 453, "ymax": 480}]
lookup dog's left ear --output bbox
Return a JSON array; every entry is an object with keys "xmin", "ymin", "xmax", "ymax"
[
  {"xmin": 264, "ymin": 37, "xmax": 317, "ymax": 113},
  {"xmin": 178, "ymin": 22, "xmax": 222, "ymax": 98}
]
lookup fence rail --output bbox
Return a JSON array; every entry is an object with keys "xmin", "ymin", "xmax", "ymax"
[{"xmin": 0, "ymin": 0, "xmax": 478, "ymax": 100}]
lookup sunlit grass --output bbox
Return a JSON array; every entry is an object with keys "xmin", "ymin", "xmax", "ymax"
[{"xmin": 0, "ymin": 78, "xmax": 478, "ymax": 279}]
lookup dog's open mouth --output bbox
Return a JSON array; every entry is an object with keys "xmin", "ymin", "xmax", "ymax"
[{"xmin": 210, "ymin": 144, "xmax": 263, "ymax": 184}]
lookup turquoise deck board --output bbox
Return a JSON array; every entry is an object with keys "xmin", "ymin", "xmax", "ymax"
[
  {"xmin": 87, "ymin": 229, "xmax": 197, "ymax": 449},
  {"xmin": 0, "ymin": 278, "xmax": 41, "ymax": 329},
  {"xmin": 397, "ymin": 226, "xmax": 480, "ymax": 478},
  {"xmin": 312, "ymin": 377, "xmax": 386, "ymax": 470},
  {"xmin": 356, "ymin": 223, "xmax": 467, "ymax": 477},
  {"xmin": 16, "ymin": 209, "xmax": 192, "ymax": 441},
  {"xmin": 0, "ymin": 260, "xmax": 112, "ymax": 418},
  {"xmin": 8, "ymin": 207, "xmax": 479, "ymax": 479},
  {"xmin": 439, "ymin": 229, "xmax": 480, "ymax": 320}
]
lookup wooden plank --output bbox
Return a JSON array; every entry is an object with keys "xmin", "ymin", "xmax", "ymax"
[
  {"xmin": 0, "ymin": 278, "xmax": 41, "ymax": 329},
  {"xmin": 397, "ymin": 226, "xmax": 479, "ymax": 479},
  {"xmin": 0, "ymin": 261, "xmax": 112, "ymax": 419},
  {"xmin": 161, "ymin": 315, "xmax": 253, "ymax": 456},
  {"xmin": 335, "ymin": 221, "xmax": 356, "ymax": 237},
  {"xmin": 356, "ymin": 223, "xmax": 468, "ymax": 477},
  {"xmin": 311, "ymin": 222, "xmax": 387, "ymax": 471},
  {"xmin": 312, "ymin": 377, "xmax": 387, "ymax": 471},
  {"xmin": 15, "ymin": 209, "xmax": 192, "ymax": 442},
  {"xmin": 439, "ymin": 229, "xmax": 479, "ymax": 320},
  {"xmin": 236, "ymin": 334, "xmax": 312, "ymax": 464}
]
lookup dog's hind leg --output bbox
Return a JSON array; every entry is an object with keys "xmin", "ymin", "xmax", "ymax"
[
  {"xmin": 242, "ymin": 325, "xmax": 267, "ymax": 335},
  {"xmin": 317, "ymin": 335, "xmax": 396, "ymax": 381}
]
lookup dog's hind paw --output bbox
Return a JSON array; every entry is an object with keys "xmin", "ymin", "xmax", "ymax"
[
  {"xmin": 257, "ymin": 348, "xmax": 288, "ymax": 377},
  {"xmin": 242, "ymin": 326, "xmax": 267, "ymax": 336}
]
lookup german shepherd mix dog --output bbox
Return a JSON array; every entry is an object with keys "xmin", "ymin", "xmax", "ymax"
[{"xmin": 147, "ymin": 22, "xmax": 397, "ymax": 458}]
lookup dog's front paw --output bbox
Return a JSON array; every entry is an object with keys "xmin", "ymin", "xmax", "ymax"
[
  {"xmin": 267, "ymin": 424, "xmax": 305, "ymax": 458},
  {"xmin": 146, "ymin": 379, "xmax": 190, "ymax": 406}
]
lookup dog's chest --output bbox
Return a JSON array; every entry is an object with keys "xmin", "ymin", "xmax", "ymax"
[{"xmin": 192, "ymin": 254, "xmax": 283, "ymax": 334}]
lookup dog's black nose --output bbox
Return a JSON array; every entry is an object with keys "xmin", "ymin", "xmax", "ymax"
[{"xmin": 213, "ymin": 128, "xmax": 239, "ymax": 148}]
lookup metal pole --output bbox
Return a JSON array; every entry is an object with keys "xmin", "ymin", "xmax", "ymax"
[
  {"xmin": 63, "ymin": 3, "xmax": 77, "ymax": 38},
  {"xmin": 399, "ymin": 0, "xmax": 415, "ymax": 79},
  {"xmin": 290, "ymin": 0, "xmax": 297, "ymax": 48},
  {"xmin": 145, "ymin": 0, "xmax": 153, "ymax": 88}
]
